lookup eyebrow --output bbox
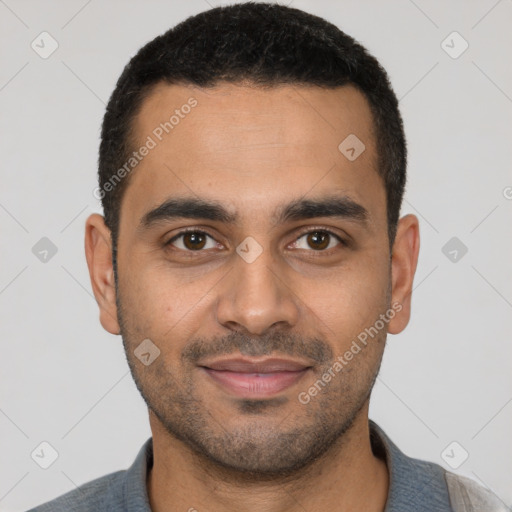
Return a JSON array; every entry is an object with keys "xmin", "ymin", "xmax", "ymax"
[{"xmin": 137, "ymin": 195, "xmax": 369, "ymax": 232}]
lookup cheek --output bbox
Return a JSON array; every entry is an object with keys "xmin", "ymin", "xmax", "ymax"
[
  {"xmin": 120, "ymin": 263, "xmax": 219, "ymax": 340},
  {"xmin": 302, "ymin": 256, "xmax": 390, "ymax": 339}
]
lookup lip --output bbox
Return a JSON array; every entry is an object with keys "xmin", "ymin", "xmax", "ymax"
[
  {"xmin": 199, "ymin": 357, "xmax": 312, "ymax": 398},
  {"xmin": 201, "ymin": 357, "xmax": 311, "ymax": 373}
]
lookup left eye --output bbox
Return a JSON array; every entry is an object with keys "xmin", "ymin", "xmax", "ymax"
[{"xmin": 291, "ymin": 230, "xmax": 342, "ymax": 251}]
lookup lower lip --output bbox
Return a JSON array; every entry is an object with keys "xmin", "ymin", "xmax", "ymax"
[{"xmin": 202, "ymin": 368, "xmax": 309, "ymax": 398}]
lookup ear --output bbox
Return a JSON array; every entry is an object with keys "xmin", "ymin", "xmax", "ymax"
[
  {"xmin": 84, "ymin": 213, "xmax": 121, "ymax": 335},
  {"xmin": 387, "ymin": 214, "xmax": 420, "ymax": 335}
]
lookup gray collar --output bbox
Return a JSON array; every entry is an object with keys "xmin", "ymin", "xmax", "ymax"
[{"xmin": 370, "ymin": 420, "xmax": 452, "ymax": 511}]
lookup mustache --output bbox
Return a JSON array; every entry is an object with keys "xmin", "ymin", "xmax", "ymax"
[{"xmin": 181, "ymin": 331, "xmax": 333, "ymax": 366}]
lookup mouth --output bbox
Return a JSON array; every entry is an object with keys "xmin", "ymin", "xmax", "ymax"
[{"xmin": 198, "ymin": 357, "xmax": 313, "ymax": 399}]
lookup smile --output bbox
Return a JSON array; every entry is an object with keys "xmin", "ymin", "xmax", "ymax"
[{"xmin": 199, "ymin": 357, "xmax": 312, "ymax": 398}]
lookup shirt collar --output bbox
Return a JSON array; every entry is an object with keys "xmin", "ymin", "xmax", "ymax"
[
  {"xmin": 369, "ymin": 420, "xmax": 452, "ymax": 511},
  {"xmin": 114, "ymin": 421, "xmax": 451, "ymax": 512}
]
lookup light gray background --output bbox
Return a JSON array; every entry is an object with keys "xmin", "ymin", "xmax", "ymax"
[{"xmin": 1, "ymin": 0, "xmax": 511, "ymax": 510}]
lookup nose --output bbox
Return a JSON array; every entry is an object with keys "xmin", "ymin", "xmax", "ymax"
[{"xmin": 215, "ymin": 244, "xmax": 300, "ymax": 336}]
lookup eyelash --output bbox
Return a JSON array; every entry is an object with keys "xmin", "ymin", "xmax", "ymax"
[{"xmin": 165, "ymin": 227, "xmax": 347, "ymax": 254}]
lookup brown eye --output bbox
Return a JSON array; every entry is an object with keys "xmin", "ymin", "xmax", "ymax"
[
  {"xmin": 167, "ymin": 231, "xmax": 218, "ymax": 251},
  {"xmin": 293, "ymin": 230, "xmax": 342, "ymax": 251},
  {"xmin": 307, "ymin": 231, "xmax": 330, "ymax": 250},
  {"xmin": 183, "ymin": 232, "xmax": 206, "ymax": 250}
]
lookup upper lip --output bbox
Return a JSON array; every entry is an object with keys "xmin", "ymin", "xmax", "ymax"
[{"xmin": 199, "ymin": 357, "xmax": 312, "ymax": 373}]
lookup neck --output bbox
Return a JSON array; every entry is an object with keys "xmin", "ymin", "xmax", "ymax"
[{"xmin": 147, "ymin": 404, "xmax": 389, "ymax": 512}]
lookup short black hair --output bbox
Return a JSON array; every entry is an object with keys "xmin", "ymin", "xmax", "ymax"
[{"xmin": 98, "ymin": 2, "xmax": 406, "ymax": 270}]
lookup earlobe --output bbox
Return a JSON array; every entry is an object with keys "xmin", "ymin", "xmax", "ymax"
[
  {"xmin": 387, "ymin": 214, "xmax": 420, "ymax": 335},
  {"xmin": 84, "ymin": 213, "xmax": 121, "ymax": 335}
]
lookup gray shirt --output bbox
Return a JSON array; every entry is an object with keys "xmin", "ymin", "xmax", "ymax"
[{"xmin": 27, "ymin": 420, "xmax": 507, "ymax": 511}]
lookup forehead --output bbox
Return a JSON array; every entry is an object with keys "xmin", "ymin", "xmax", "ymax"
[{"xmin": 121, "ymin": 82, "xmax": 383, "ymax": 229}]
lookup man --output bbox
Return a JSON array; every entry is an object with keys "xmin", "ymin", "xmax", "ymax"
[{"xmin": 29, "ymin": 3, "xmax": 507, "ymax": 511}]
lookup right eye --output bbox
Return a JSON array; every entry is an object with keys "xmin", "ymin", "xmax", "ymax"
[{"xmin": 166, "ymin": 230, "xmax": 221, "ymax": 252}]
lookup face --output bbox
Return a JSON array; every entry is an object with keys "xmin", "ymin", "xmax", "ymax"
[{"xmin": 86, "ymin": 82, "xmax": 418, "ymax": 477}]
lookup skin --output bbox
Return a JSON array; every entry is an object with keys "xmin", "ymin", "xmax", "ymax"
[{"xmin": 85, "ymin": 82, "xmax": 420, "ymax": 512}]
